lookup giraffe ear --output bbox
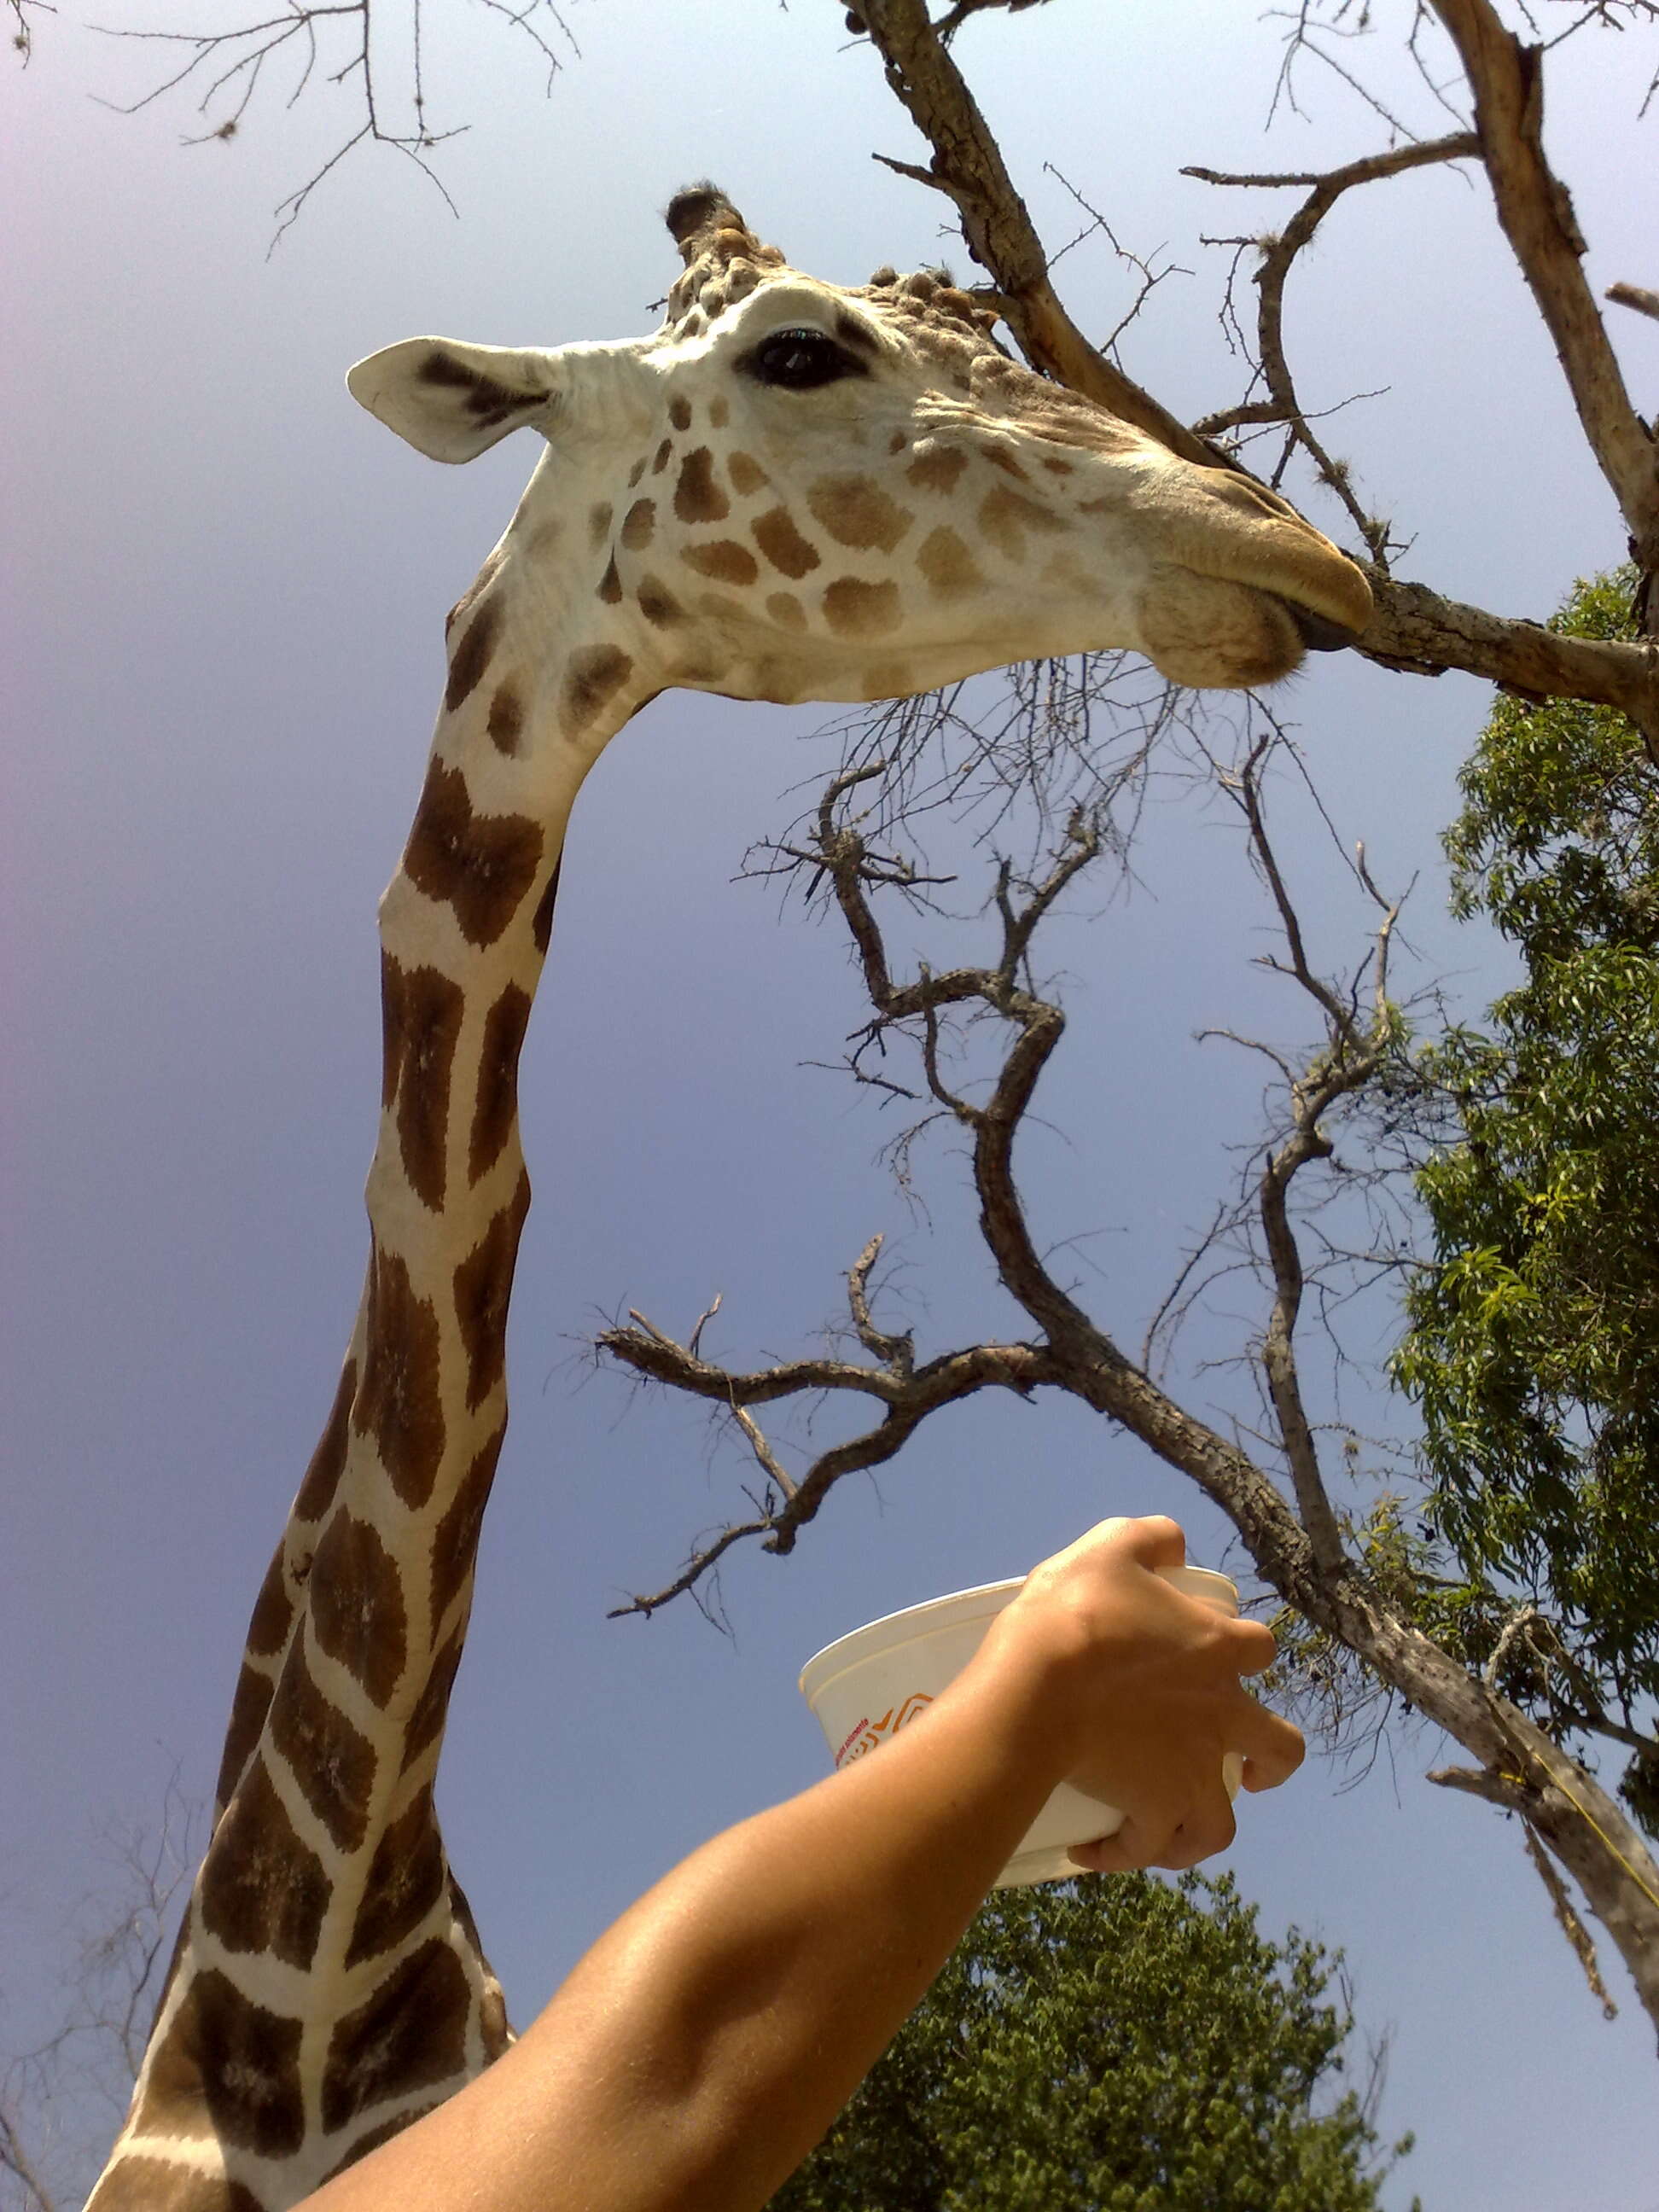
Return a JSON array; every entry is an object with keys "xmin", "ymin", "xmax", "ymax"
[{"xmin": 346, "ymin": 339, "xmax": 560, "ymax": 464}]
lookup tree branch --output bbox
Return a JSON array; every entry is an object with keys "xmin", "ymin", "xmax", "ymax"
[{"xmin": 1429, "ymin": 0, "xmax": 1659, "ymax": 614}]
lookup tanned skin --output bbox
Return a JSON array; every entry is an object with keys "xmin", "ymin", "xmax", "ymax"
[{"xmin": 301, "ymin": 1516, "xmax": 1305, "ymax": 2212}]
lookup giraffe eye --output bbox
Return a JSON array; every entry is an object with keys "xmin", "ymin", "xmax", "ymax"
[{"xmin": 744, "ymin": 328, "xmax": 864, "ymax": 390}]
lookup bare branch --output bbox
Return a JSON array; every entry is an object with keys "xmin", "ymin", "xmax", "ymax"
[
  {"xmin": 1608, "ymin": 279, "xmax": 1659, "ymax": 324},
  {"xmin": 1185, "ymin": 134, "xmax": 1480, "ymax": 565},
  {"xmin": 1429, "ymin": 0, "xmax": 1659, "ymax": 613}
]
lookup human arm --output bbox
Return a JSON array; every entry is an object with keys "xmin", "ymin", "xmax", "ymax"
[{"xmin": 300, "ymin": 1515, "xmax": 1303, "ymax": 2212}]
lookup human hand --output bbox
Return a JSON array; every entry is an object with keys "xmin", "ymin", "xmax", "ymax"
[{"xmin": 976, "ymin": 1515, "xmax": 1303, "ymax": 1874}]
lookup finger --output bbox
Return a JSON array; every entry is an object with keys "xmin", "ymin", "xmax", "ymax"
[
  {"xmin": 1067, "ymin": 1832, "xmax": 1137, "ymax": 1875},
  {"xmin": 1229, "ymin": 1696, "xmax": 1306, "ymax": 1790},
  {"xmin": 1109, "ymin": 1514, "xmax": 1187, "ymax": 1573},
  {"xmin": 1096, "ymin": 1806, "xmax": 1182, "ymax": 1871},
  {"xmin": 1224, "ymin": 1616, "xmax": 1279, "ymax": 1677},
  {"xmin": 1158, "ymin": 1779, "xmax": 1237, "ymax": 1871}
]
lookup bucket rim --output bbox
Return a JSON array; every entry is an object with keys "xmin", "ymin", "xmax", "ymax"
[{"xmin": 797, "ymin": 1565, "xmax": 1238, "ymax": 1704}]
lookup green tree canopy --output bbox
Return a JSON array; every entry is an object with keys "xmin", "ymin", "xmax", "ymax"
[
  {"xmin": 771, "ymin": 1874, "xmax": 1414, "ymax": 2212},
  {"xmin": 1392, "ymin": 568, "xmax": 1659, "ymax": 1831}
]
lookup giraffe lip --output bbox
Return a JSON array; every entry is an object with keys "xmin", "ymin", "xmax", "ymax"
[{"xmin": 1281, "ymin": 598, "xmax": 1365, "ymax": 654}]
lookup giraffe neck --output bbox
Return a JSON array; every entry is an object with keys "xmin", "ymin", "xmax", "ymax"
[{"xmin": 90, "ymin": 550, "xmax": 650, "ymax": 2212}]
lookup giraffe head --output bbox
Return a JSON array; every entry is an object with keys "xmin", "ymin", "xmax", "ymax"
[{"xmin": 349, "ymin": 185, "xmax": 1372, "ymax": 728}]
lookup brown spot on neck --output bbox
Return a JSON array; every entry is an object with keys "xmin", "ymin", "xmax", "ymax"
[
  {"xmin": 381, "ymin": 957, "xmax": 465, "ymax": 1213},
  {"xmin": 309, "ymin": 1511, "xmax": 409, "ymax": 1708},
  {"xmin": 445, "ymin": 596, "xmax": 504, "ymax": 715},
  {"xmin": 597, "ymin": 554, "xmax": 623, "ymax": 604},
  {"xmin": 268, "ymin": 1635, "xmax": 377, "ymax": 1854},
  {"xmin": 469, "ymin": 980, "xmax": 533, "ymax": 1186},
  {"xmin": 669, "ymin": 395, "xmax": 693, "ymax": 432},
  {"xmin": 588, "ymin": 502, "xmax": 614, "ymax": 549},
  {"xmin": 344, "ymin": 1788, "xmax": 445, "ymax": 1970},
  {"xmin": 354, "ymin": 1243, "xmax": 445, "ymax": 1508},
  {"xmin": 680, "ymin": 538, "xmax": 760, "ymax": 585},
  {"xmin": 429, "ymin": 1424, "xmax": 507, "ymax": 1637},
  {"xmin": 403, "ymin": 760, "xmax": 545, "ymax": 950},
  {"xmin": 486, "ymin": 682, "xmax": 524, "ymax": 755},
  {"xmin": 200, "ymin": 1756, "xmax": 331, "ymax": 1970},
  {"xmin": 621, "ymin": 498, "xmax": 656, "ymax": 549},
  {"xmin": 320, "ymin": 1941, "xmax": 469, "ymax": 2135},
  {"xmin": 452, "ymin": 1173, "xmax": 533, "ymax": 1412},
  {"xmin": 137, "ymin": 1971, "xmax": 304, "ymax": 2158},
  {"xmin": 560, "ymin": 644, "xmax": 635, "ymax": 739},
  {"xmin": 822, "ymin": 576, "xmax": 902, "ymax": 637}
]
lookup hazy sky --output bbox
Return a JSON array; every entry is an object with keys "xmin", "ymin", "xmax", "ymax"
[{"xmin": 5, "ymin": 3, "xmax": 1657, "ymax": 2203}]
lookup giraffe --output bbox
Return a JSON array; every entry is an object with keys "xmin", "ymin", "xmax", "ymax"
[{"xmin": 86, "ymin": 183, "xmax": 1373, "ymax": 2212}]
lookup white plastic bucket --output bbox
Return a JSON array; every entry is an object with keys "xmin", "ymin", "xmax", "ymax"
[{"xmin": 799, "ymin": 1566, "xmax": 1243, "ymax": 1887}]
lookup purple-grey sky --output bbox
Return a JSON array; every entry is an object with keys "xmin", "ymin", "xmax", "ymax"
[{"xmin": 5, "ymin": 4, "xmax": 1656, "ymax": 2204}]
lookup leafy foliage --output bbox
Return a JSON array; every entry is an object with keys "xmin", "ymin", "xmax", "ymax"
[
  {"xmin": 1392, "ymin": 568, "xmax": 1659, "ymax": 1809},
  {"xmin": 771, "ymin": 1874, "xmax": 1414, "ymax": 2212}
]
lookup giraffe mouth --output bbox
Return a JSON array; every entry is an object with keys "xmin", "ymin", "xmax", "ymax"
[{"xmin": 1282, "ymin": 599, "xmax": 1366, "ymax": 655}]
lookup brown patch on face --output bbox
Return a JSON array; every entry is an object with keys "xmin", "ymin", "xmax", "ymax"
[
  {"xmin": 531, "ymin": 853, "xmax": 562, "ymax": 957},
  {"xmin": 429, "ymin": 1423, "xmax": 507, "ymax": 1633},
  {"xmin": 401, "ymin": 1622, "xmax": 463, "ymax": 1775},
  {"xmin": 673, "ymin": 446, "xmax": 729, "ymax": 524},
  {"xmin": 469, "ymin": 981, "xmax": 533, "ymax": 1187},
  {"xmin": 668, "ymin": 395, "xmax": 693, "ymax": 432},
  {"xmin": 294, "ymin": 1359, "xmax": 358, "ymax": 1523},
  {"xmin": 213, "ymin": 1663, "xmax": 275, "ymax": 1813},
  {"xmin": 320, "ymin": 1938, "xmax": 470, "ymax": 2135},
  {"xmin": 807, "ymin": 474, "xmax": 911, "ymax": 554},
  {"xmin": 597, "ymin": 555, "xmax": 623, "ymax": 605},
  {"xmin": 708, "ymin": 394, "xmax": 730, "ymax": 428},
  {"xmin": 404, "ymin": 760, "xmax": 545, "ymax": 951},
  {"xmin": 726, "ymin": 451, "xmax": 767, "ymax": 497},
  {"xmin": 753, "ymin": 506, "xmax": 820, "ymax": 579},
  {"xmin": 355, "ymin": 1244, "xmax": 445, "ymax": 1508},
  {"xmin": 343, "ymin": 1787, "xmax": 445, "ymax": 1968},
  {"xmin": 444, "ymin": 596, "xmax": 503, "ymax": 717},
  {"xmin": 268, "ymin": 1634, "xmax": 377, "ymax": 1854},
  {"xmin": 309, "ymin": 1511, "xmax": 408, "ymax": 1709},
  {"xmin": 138, "ymin": 1968, "xmax": 304, "ymax": 2158},
  {"xmin": 1043, "ymin": 456, "xmax": 1075, "ymax": 475},
  {"xmin": 979, "ymin": 482, "xmax": 1068, "ymax": 564},
  {"xmin": 918, "ymin": 524, "xmax": 986, "ymax": 599},
  {"xmin": 247, "ymin": 1543, "xmax": 293, "ymax": 1659},
  {"xmin": 621, "ymin": 498, "xmax": 656, "ymax": 550},
  {"xmin": 637, "ymin": 575, "xmax": 685, "ymax": 628},
  {"xmin": 200, "ymin": 1755, "xmax": 331, "ymax": 1969},
  {"xmin": 766, "ymin": 592, "xmax": 806, "ymax": 632},
  {"xmin": 681, "ymin": 538, "xmax": 760, "ymax": 586},
  {"xmin": 982, "ymin": 443, "xmax": 1030, "ymax": 482},
  {"xmin": 560, "ymin": 644, "xmax": 635, "ymax": 740},
  {"xmin": 381, "ymin": 955, "xmax": 465, "ymax": 1214},
  {"xmin": 652, "ymin": 438, "xmax": 673, "ymax": 474},
  {"xmin": 486, "ymin": 682, "xmax": 524, "ymax": 755},
  {"xmin": 907, "ymin": 445, "xmax": 968, "ymax": 496},
  {"xmin": 88, "ymin": 2159, "xmax": 265, "ymax": 2212},
  {"xmin": 823, "ymin": 577, "xmax": 902, "ymax": 638},
  {"xmin": 452, "ymin": 1173, "xmax": 532, "ymax": 1413},
  {"xmin": 587, "ymin": 502, "xmax": 613, "ymax": 549}
]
